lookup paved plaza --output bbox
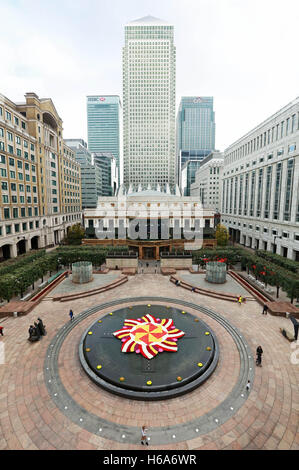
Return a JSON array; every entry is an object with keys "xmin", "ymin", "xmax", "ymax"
[{"xmin": 0, "ymin": 272, "xmax": 298, "ymax": 450}]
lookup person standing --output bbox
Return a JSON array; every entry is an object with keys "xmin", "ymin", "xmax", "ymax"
[
  {"xmin": 0, "ymin": 326, "xmax": 4, "ymax": 336},
  {"xmin": 69, "ymin": 309, "xmax": 74, "ymax": 321},
  {"xmin": 256, "ymin": 345, "xmax": 263, "ymax": 366},
  {"xmin": 141, "ymin": 426, "xmax": 149, "ymax": 446},
  {"xmin": 262, "ymin": 304, "xmax": 268, "ymax": 315}
]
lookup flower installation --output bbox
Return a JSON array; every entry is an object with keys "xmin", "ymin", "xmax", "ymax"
[{"xmin": 113, "ymin": 313, "xmax": 185, "ymax": 360}]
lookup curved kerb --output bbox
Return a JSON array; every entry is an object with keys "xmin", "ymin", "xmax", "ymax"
[{"xmin": 44, "ymin": 296, "xmax": 255, "ymax": 445}]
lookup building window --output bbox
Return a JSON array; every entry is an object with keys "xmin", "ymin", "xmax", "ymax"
[
  {"xmin": 256, "ymin": 168, "xmax": 263, "ymax": 217},
  {"xmin": 283, "ymin": 159, "xmax": 294, "ymax": 221},
  {"xmin": 238, "ymin": 175, "xmax": 243, "ymax": 215},
  {"xmin": 264, "ymin": 166, "xmax": 272, "ymax": 219},
  {"xmin": 273, "ymin": 162, "xmax": 282, "ymax": 220},
  {"xmin": 243, "ymin": 174, "xmax": 249, "ymax": 216},
  {"xmin": 249, "ymin": 171, "xmax": 256, "ymax": 217}
]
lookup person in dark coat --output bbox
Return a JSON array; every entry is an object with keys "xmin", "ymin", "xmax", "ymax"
[
  {"xmin": 34, "ymin": 321, "xmax": 41, "ymax": 339},
  {"xmin": 37, "ymin": 318, "xmax": 46, "ymax": 336},
  {"xmin": 256, "ymin": 345, "xmax": 263, "ymax": 366},
  {"xmin": 262, "ymin": 304, "xmax": 268, "ymax": 315}
]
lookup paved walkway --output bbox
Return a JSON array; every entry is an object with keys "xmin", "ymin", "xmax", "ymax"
[{"xmin": 0, "ymin": 273, "xmax": 298, "ymax": 450}]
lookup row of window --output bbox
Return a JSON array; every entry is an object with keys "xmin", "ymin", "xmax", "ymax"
[
  {"xmin": 222, "ymin": 159, "xmax": 298, "ymax": 222},
  {"xmin": 223, "ymin": 144, "xmax": 296, "ymax": 175},
  {"xmin": 0, "ymin": 106, "xmax": 26, "ymax": 130},
  {"xmin": 0, "ymin": 220, "xmax": 39, "ymax": 236},
  {"xmin": 225, "ymin": 111, "xmax": 299, "ymax": 164},
  {"xmin": 2, "ymin": 206, "xmax": 39, "ymax": 219}
]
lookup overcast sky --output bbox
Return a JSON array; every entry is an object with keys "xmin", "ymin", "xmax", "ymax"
[{"xmin": 1, "ymin": 0, "xmax": 298, "ymax": 151}]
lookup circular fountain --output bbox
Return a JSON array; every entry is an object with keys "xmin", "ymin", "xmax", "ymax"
[
  {"xmin": 71, "ymin": 261, "xmax": 93, "ymax": 284},
  {"xmin": 205, "ymin": 261, "xmax": 227, "ymax": 284}
]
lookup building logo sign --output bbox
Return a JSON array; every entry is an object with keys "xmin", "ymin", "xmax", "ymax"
[
  {"xmin": 193, "ymin": 97, "xmax": 204, "ymax": 103},
  {"xmin": 98, "ymin": 97, "xmax": 106, "ymax": 102}
]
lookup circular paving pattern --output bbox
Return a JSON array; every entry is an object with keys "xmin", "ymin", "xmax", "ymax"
[
  {"xmin": 79, "ymin": 305, "xmax": 219, "ymax": 400},
  {"xmin": 44, "ymin": 296, "xmax": 255, "ymax": 445}
]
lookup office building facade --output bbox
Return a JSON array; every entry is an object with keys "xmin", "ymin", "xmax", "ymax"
[
  {"xmin": 221, "ymin": 97, "xmax": 299, "ymax": 261},
  {"xmin": 122, "ymin": 16, "xmax": 176, "ymax": 187},
  {"xmin": 0, "ymin": 92, "xmax": 82, "ymax": 259},
  {"xmin": 64, "ymin": 139, "xmax": 102, "ymax": 209},
  {"xmin": 177, "ymin": 97, "xmax": 215, "ymax": 183},
  {"xmin": 86, "ymin": 95, "xmax": 121, "ymax": 185},
  {"xmin": 93, "ymin": 152, "xmax": 118, "ymax": 197},
  {"xmin": 181, "ymin": 159, "xmax": 202, "ymax": 196},
  {"xmin": 191, "ymin": 151, "xmax": 224, "ymax": 211}
]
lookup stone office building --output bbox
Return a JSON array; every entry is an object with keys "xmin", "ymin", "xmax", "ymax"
[
  {"xmin": 221, "ymin": 96, "xmax": 299, "ymax": 261},
  {"xmin": 83, "ymin": 184, "xmax": 215, "ymax": 259},
  {"xmin": 0, "ymin": 92, "xmax": 82, "ymax": 260}
]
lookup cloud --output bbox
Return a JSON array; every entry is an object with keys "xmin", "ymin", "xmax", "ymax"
[{"xmin": 1, "ymin": 0, "xmax": 298, "ymax": 149}]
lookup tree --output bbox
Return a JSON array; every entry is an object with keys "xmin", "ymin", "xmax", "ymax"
[
  {"xmin": 65, "ymin": 224, "xmax": 85, "ymax": 245},
  {"xmin": 215, "ymin": 224, "xmax": 229, "ymax": 247}
]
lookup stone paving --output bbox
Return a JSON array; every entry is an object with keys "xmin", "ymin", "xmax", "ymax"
[
  {"xmin": 0, "ymin": 273, "xmax": 298, "ymax": 450},
  {"xmin": 179, "ymin": 272, "xmax": 250, "ymax": 297},
  {"xmin": 49, "ymin": 273, "xmax": 121, "ymax": 296}
]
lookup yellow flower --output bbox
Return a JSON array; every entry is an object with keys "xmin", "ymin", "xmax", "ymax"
[
  {"xmin": 197, "ymin": 362, "xmax": 203, "ymax": 367},
  {"xmin": 109, "ymin": 312, "xmax": 113, "ymax": 315},
  {"xmin": 147, "ymin": 304, "xmax": 151, "ymax": 307},
  {"xmin": 119, "ymin": 377, "xmax": 125, "ymax": 382},
  {"xmin": 205, "ymin": 332, "xmax": 210, "ymax": 335},
  {"xmin": 85, "ymin": 348, "xmax": 91, "ymax": 352},
  {"xmin": 181, "ymin": 311, "xmax": 186, "ymax": 314},
  {"xmin": 98, "ymin": 320, "xmax": 102, "ymax": 323},
  {"xmin": 206, "ymin": 347, "xmax": 211, "ymax": 351},
  {"xmin": 88, "ymin": 331, "xmax": 93, "ymax": 335},
  {"xmin": 97, "ymin": 365, "xmax": 102, "ymax": 370},
  {"xmin": 147, "ymin": 380, "xmax": 152, "ymax": 386},
  {"xmin": 177, "ymin": 376, "xmax": 182, "ymax": 381}
]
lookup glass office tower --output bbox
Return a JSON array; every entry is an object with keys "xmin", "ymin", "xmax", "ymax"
[
  {"xmin": 86, "ymin": 95, "xmax": 121, "ymax": 185},
  {"xmin": 176, "ymin": 97, "xmax": 216, "ymax": 183},
  {"xmin": 123, "ymin": 16, "xmax": 176, "ymax": 187}
]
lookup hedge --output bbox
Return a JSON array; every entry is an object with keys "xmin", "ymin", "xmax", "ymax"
[{"xmin": 256, "ymin": 250, "xmax": 299, "ymax": 274}]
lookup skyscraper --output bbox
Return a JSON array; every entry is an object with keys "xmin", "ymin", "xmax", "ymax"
[
  {"xmin": 86, "ymin": 95, "xmax": 121, "ymax": 185},
  {"xmin": 64, "ymin": 139, "xmax": 102, "ymax": 208},
  {"xmin": 122, "ymin": 16, "xmax": 176, "ymax": 187},
  {"xmin": 176, "ymin": 96, "xmax": 216, "ymax": 183}
]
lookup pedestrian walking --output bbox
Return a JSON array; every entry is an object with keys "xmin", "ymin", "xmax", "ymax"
[
  {"xmin": 141, "ymin": 425, "xmax": 149, "ymax": 446},
  {"xmin": 262, "ymin": 304, "xmax": 268, "ymax": 315},
  {"xmin": 69, "ymin": 309, "xmax": 74, "ymax": 321},
  {"xmin": 0, "ymin": 326, "xmax": 4, "ymax": 336},
  {"xmin": 246, "ymin": 380, "xmax": 251, "ymax": 392},
  {"xmin": 256, "ymin": 345, "xmax": 263, "ymax": 366}
]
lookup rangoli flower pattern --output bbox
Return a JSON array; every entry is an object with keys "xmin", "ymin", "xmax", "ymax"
[{"xmin": 113, "ymin": 313, "xmax": 185, "ymax": 360}]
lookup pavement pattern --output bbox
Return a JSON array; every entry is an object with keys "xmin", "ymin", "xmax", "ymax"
[{"xmin": 0, "ymin": 272, "xmax": 298, "ymax": 450}]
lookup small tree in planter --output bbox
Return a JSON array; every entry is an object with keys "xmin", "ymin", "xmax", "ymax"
[{"xmin": 215, "ymin": 224, "xmax": 229, "ymax": 247}]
